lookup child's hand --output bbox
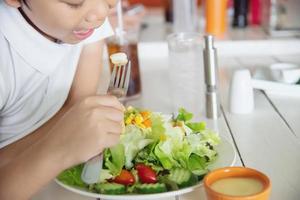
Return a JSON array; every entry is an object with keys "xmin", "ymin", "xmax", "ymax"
[{"xmin": 45, "ymin": 95, "xmax": 124, "ymax": 168}]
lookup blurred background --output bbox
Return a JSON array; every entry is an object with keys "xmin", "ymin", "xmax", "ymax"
[
  {"xmin": 112, "ymin": 0, "xmax": 300, "ymax": 42},
  {"xmin": 103, "ymin": 0, "xmax": 300, "ymax": 101}
]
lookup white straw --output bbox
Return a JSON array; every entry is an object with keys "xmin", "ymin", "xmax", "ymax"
[{"xmin": 116, "ymin": 0, "xmax": 125, "ymax": 45}]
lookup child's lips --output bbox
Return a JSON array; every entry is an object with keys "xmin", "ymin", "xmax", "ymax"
[{"xmin": 73, "ymin": 28, "xmax": 94, "ymax": 40}]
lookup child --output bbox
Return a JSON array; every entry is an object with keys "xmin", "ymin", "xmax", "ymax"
[{"xmin": 0, "ymin": 0, "xmax": 125, "ymax": 199}]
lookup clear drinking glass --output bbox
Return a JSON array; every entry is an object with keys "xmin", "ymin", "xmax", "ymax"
[
  {"xmin": 173, "ymin": 0, "xmax": 198, "ymax": 33},
  {"xmin": 167, "ymin": 32, "xmax": 205, "ymax": 117}
]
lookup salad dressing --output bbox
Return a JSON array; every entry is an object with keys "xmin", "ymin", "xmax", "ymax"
[{"xmin": 211, "ymin": 177, "xmax": 264, "ymax": 196}]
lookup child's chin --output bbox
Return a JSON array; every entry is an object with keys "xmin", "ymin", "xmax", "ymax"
[{"xmin": 61, "ymin": 38, "xmax": 82, "ymax": 45}]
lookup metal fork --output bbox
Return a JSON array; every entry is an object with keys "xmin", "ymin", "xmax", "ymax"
[
  {"xmin": 108, "ymin": 61, "xmax": 131, "ymax": 99},
  {"xmin": 81, "ymin": 61, "xmax": 131, "ymax": 184}
]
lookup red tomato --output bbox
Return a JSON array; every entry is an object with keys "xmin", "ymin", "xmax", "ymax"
[
  {"xmin": 113, "ymin": 169, "xmax": 135, "ymax": 185},
  {"xmin": 135, "ymin": 163, "xmax": 157, "ymax": 183}
]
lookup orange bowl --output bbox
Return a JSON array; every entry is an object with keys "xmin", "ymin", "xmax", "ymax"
[{"xmin": 204, "ymin": 167, "xmax": 271, "ymax": 200}]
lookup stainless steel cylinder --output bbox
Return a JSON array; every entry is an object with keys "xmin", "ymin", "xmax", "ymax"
[{"xmin": 203, "ymin": 35, "xmax": 221, "ymax": 119}]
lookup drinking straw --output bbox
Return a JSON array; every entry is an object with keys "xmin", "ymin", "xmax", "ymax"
[{"xmin": 116, "ymin": 0, "xmax": 125, "ymax": 45}]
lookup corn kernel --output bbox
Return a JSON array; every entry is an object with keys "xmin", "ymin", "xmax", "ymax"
[
  {"xmin": 139, "ymin": 124, "xmax": 146, "ymax": 129},
  {"xmin": 134, "ymin": 114, "xmax": 143, "ymax": 125},
  {"xmin": 125, "ymin": 114, "xmax": 134, "ymax": 125}
]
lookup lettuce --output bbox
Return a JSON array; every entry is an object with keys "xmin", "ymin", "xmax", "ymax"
[
  {"xmin": 104, "ymin": 143, "xmax": 125, "ymax": 176},
  {"xmin": 186, "ymin": 122, "xmax": 206, "ymax": 133},
  {"xmin": 148, "ymin": 113, "xmax": 166, "ymax": 141},
  {"xmin": 120, "ymin": 125, "xmax": 153, "ymax": 169},
  {"xmin": 154, "ymin": 140, "xmax": 179, "ymax": 169},
  {"xmin": 153, "ymin": 109, "xmax": 220, "ymax": 171},
  {"xmin": 200, "ymin": 129, "xmax": 221, "ymax": 146},
  {"xmin": 186, "ymin": 133, "xmax": 219, "ymax": 162},
  {"xmin": 58, "ymin": 107, "xmax": 221, "ymax": 192},
  {"xmin": 154, "ymin": 123, "xmax": 190, "ymax": 169},
  {"xmin": 57, "ymin": 164, "xmax": 86, "ymax": 188},
  {"xmin": 176, "ymin": 108, "xmax": 206, "ymax": 133},
  {"xmin": 176, "ymin": 108, "xmax": 193, "ymax": 122},
  {"xmin": 98, "ymin": 169, "xmax": 113, "ymax": 183},
  {"xmin": 187, "ymin": 154, "xmax": 209, "ymax": 175},
  {"xmin": 134, "ymin": 142, "xmax": 164, "ymax": 172}
]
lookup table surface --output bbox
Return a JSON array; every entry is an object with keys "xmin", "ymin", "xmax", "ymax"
[{"xmin": 32, "ymin": 40, "xmax": 300, "ymax": 200}]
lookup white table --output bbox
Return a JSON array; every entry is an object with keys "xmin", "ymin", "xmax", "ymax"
[{"xmin": 33, "ymin": 41, "xmax": 300, "ymax": 200}]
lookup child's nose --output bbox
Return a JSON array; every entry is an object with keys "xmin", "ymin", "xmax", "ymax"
[
  {"xmin": 85, "ymin": 5, "xmax": 109, "ymax": 24},
  {"xmin": 85, "ymin": 14, "xmax": 100, "ymax": 23}
]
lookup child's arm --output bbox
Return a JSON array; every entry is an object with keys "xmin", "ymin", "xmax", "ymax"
[
  {"xmin": 0, "ymin": 95, "xmax": 124, "ymax": 200},
  {"xmin": 67, "ymin": 40, "xmax": 105, "ymax": 105},
  {"xmin": 0, "ymin": 41, "xmax": 121, "ymax": 200},
  {"xmin": 0, "ymin": 40, "xmax": 105, "ymax": 166}
]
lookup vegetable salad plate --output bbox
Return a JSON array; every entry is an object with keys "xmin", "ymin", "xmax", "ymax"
[{"xmin": 55, "ymin": 107, "xmax": 236, "ymax": 200}]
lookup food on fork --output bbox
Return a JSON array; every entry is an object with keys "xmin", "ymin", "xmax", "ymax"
[
  {"xmin": 110, "ymin": 52, "xmax": 128, "ymax": 65},
  {"xmin": 107, "ymin": 52, "xmax": 131, "ymax": 99}
]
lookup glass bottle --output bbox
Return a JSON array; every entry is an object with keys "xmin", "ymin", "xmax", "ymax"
[{"xmin": 232, "ymin": 0, "xmax": 248, "ymax": 28}]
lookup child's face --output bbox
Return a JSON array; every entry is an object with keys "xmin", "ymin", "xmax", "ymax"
[{"xmin": 17, "ymin": 0, "xmax": 118, "ymax": 43}]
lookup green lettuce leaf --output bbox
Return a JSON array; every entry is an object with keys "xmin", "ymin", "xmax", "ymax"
[
  {"xmin": 154, "ymin": 140, "xmax": 179, "ymax": 169},
  {"xmin": 188, "ymin": 154, "xmax": 209, "ymax": 175},
  {"xmin": 104, "ymin": 143, "xmax": 125, "ymax": 176},
  {"xmin": 172, "ymin": 140, "xmax": 192, "ymax": 169},
  {"xmin": 98, "ymin": 169, "xmax": 113, "ymax": 183},
  {"xmin": 148, "ymin": 113, "xmax": 166, "ymax": 141},
  {"xmin": 186, "ymin": 133, "xmax": 219, "ymax": 162},
  {"xmin": 57, "ymin": 164, "xmax": 86, "ymax": 188},
  {"xmin": 120, "ymin": 125, "xmax": 153, "ymax": 169},
  {"xmin": 134, "ymin": 142, "xmax": 164, "ymax": 172},
  {"xmin": 200, "ymin": 129, "xmax": 221, "ymax": 146},
  {"xmin": 176, "ymin": 108, "xmax": 193, "ymax": 122},
  {"xmin": 186, "ymin": 122, "xmax": 206, "ymax": 133}
]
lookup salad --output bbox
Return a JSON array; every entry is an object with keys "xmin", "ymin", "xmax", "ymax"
[{"xmin": 57, "ymin": 107, "xmax": 221, "ymax": 195}]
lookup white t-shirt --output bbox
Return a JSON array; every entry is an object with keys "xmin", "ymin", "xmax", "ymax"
[{"xmin": 0, "ymin": 2, "xmax": 114, "ymax": 148}]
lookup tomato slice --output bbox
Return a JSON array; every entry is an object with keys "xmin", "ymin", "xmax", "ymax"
[
  {"xmin": 135, "ymin": 163, "xmax": 157, "ymax": 184},
  {"xmin": 113, "ymin": 169, "xmax": 135, "ymax": 186}
]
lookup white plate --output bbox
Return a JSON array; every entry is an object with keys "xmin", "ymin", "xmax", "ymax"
[{"xmin": 55, "ymin": 136, "xmax": 236, "ymax": 200}]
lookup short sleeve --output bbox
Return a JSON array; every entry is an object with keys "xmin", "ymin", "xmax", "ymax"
[
  {"xmin": 82, "ymin": 18, "xmax": 114, "ymax": 45},
  {"xmin": 0, "ymin": 72, "xmax": 7, "ymax": 111}
]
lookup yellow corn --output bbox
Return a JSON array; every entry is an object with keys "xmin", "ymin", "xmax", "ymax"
[
  {"xmin": 134, "ymin": 114, "xmax": 143, "ymax": 125},
  {"xmin": 125, "ymin": 114, "xmax": 134, "ymax": 125}
]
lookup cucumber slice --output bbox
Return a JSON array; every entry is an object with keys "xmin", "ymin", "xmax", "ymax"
[
  {"xmin": 167, "ymin": 168, "xmax": 198, "ymax": 188},
  {"xmin": 94, "ymin": 183, "xmax": 126, "ymax": 194},
  {"xmin": 197, "ymin": 174, "xmax": 206, "ymax": 181},
  {"xmin": 135, "ymin": 183, "xmax": 167, "ymax": 194},
  {"xmin": 159, "ymin": 175, "xmax": 179, "ymax": 191}
]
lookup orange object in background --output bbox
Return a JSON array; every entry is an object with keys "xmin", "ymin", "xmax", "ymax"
[
  {"xmin": 204, "ymin": 167, "xmax": 271, "ymax": 200},
  {"xmin": 205, "ymin": 0, "xmax": 228, "ymax": 38}
]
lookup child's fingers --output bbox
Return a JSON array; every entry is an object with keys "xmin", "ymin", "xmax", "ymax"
[
  {"xmin": 91, "ymin": 106, "xmax": 124, "ymax": 122},
  {"xmin": 83, "ymin": 95, "xmax": 125, "ymax": 111},
  {"xmin": 97, "ymin": 120, "xmax": 123, "ymax": 134},
  {"xmin": 101, "ymin": 133, "xmax": 122, "ymax": 149}
]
